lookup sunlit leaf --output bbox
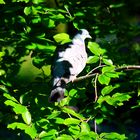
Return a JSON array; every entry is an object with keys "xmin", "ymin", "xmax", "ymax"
[
  {"xmin": 98, "ymin": 74, "xmax": 110, "ymax": 85},
  {"xmin": 22, "ymin": 110, "xmax": 32, "ymax": 125},
  {"xmin": 0, "ymin": 0, "xmax": 5, "ymax": 4},
  {"xmin": 100, "ymin": 132, "xmax": 126, "ymax": 140},
  {"xmin": 56, "ymin": 134, "xmax": 73, "ymax": 140},
  {"xmin": 68, "ymin": 125, "xmax": 80, "ymax": 136},
  {"xmin": 103, "ymin": 58, "xmax": 113, "ymax": 65},
  {"xmin": 69, "ymin": 89, "xmax": 77, "ymax": 97},
  {"xmin": 0, "ymin": 85, "xmax": 8, "ymax": 93},
  {"xmin": 47, "ymin": 110, "xmax": 61, "ymax": 119},
  {"xmin": 109, "ymin": 3, "xmax": 125, "ymax": 8},
  {"xmin": 74, "ymin": 12, "xmax": 85, "ymax": 17},
  {"xmin": 53, "ymin": 33, "xmax": 71, "ymax": 44},
  {"xmin": 106, "ymin": 93, "xmax": 131, "ymax": 106},
  {"xmin": 39, "ymin": 129, "xmax": 58, "ymax": 139},
  {"xmin": 87, "ymin": 42, "xmax": 101, "ymax": 56},
  {"xmin": 101, "ymin": 85, "xmax": 119, "ymax": 96},
  {"xmin": 8, "ymin": 123, "xmax": 37, "ymax": 139},
  {"xmin": 24, "ymin": 7, "xmax": 32, "ymax": 15},
  {"xmin": 102, "ymin": 66, "xmax": 115, "ymax": 73},
  {"xmin": 55, "ymin": 118, "xmax": 64, "ymax": 124},
  {"xmin": 3, "ymin": 93, "xmax": 18, "ymax": 103},
  {"xmin": 64, "ymin": 118, "xmax": 80, "ymax": 125},
  {"xmin": 88, "ymin": 42, "xmax": 106, "ymax": 55},
  {"xmin": 81, "ymin": 121, "xmax": 90, "ymax": 133},
  {"xmin": 62, "ymin": 107, "xmax": 85, "ymax": 119},
  {"xmin": 105, "ymin": 72, "xmax": 119, "ymax": 78},
  {"xmin": 95, "ymin": 116, "xmax": 104, "ymax": 124},
  {"xmin": 87, "ymin": 56, "xmax": 99, "ymax": 64}
]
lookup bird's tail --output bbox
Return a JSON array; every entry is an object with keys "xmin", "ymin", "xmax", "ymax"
[{"xmin": 49, "ymin": 78, "xmax": 66, "ymax": 102}]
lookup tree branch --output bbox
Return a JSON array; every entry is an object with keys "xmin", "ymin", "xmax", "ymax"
[
  {"xmin": 73, "ymin": 73, "xmax": 98, "ymax": 82},
  {"xmin": 73, "ymin": 65, "xmax": 140, "ymax": 82},
  {"xmin": 115, "ymin": 65, "xmax": 140, "ymax": 71},
  {"xmin": 86, "ymin": 65, "xmax": 106, "ymax": 75}
]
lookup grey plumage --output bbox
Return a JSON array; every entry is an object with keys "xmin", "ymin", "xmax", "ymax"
[{"xmin": 49, "ymin": 29, "xmax": 91, "ymax": 102}]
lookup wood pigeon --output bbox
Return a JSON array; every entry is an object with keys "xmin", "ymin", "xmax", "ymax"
[{"xmin": 49, "ymin": 29, "xmax": 91, "ymax": 102}]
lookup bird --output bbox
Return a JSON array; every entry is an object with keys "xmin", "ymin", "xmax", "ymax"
[{"xmin": 49, "ymin": 29, "xmax": 91, "ymax": 102}]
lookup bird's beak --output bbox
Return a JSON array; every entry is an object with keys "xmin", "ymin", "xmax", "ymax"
[{"xmin": 88, "ymin": 34, "xmax": 92, "ymax": 39}]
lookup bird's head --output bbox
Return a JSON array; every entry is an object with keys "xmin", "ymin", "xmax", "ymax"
[
  {"xmin": 79, "ymin": 29, "xmax": 92, "ymax": 40},
  {"xmin": 73, "ymin": 29, "xmax": 92, "ymax": 43}
]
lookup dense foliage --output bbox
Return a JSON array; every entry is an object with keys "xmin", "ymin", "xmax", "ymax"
[{"xmin": 0, "ymin": 0, "xmax": 140, "ymax": 139}]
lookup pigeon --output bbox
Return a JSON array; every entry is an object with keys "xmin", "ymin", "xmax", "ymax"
[{"xmin": 49, "ymin": 29, "xmax": 91, "ymax": 102}]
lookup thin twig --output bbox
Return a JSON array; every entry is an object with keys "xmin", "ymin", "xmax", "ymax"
[
  {"xmin": 94, "ymin": 120, "xmax": 97, "ymax": 133},
  {"xmin": 94, "ymin": 73, "xmax": 99, "ymax": 102},
  {"xmin": 115, "ymin": 65, "xmax": 140, "ymax": 71},
  {"xmin": 64, "ymin": 5, "xmax": 72, "ymax": 18},
  {"xmin": 94, "ymin": 73, "xmax": 99, "ymax": 133},
  {"xmin": 73, "ymin": 65, "xmax": 140, "ymax": 83},
  {"xmin": 86, "ymin": 65, "xmax": 106, "ymax": 76},
  {"xmin": 73, "ymin": 73, "xmax": 98, "ymax": 82}
]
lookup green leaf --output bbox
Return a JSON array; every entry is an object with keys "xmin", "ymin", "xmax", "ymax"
[
  {"xmin": 0, "ymin": 51, "xmax": 5, "ymax": 57},
  {"xmin": 64, "ymin": 118, "xmax": 80, "ymax": 125},
  {"xmin": 12, "ymin": 0, "xmax": 29, "ymax": 2},
  {"xmin": 103, "ymin": 58, "xmax": 113, "ymax": 65},
  {"xmin": 100, "ymin": 132, "xmax": 127, "ymax": 140},
  {"xmin": 32, "ymin": 16, "xmax": 41, "ymax": 23},
  {"xmin": 68, "ymin": 125, "xmax": 80, "ymax": 136},
  {"xmin": 62, "ymin": 107, "xmax": 85, "ymax": 120},
  {"xmin": 79, "ymin": 134, "xmax": 92, "ymax": 140},
  {"xmin": 101, "ymin": 85, "xmax": 119, "ymax": 96},
  {"xmin": 87, "ymin": 42, "xmax": 101, "ymax": 56},
  {"xmin": 50, "ymin": 13, "xmax": 65, "ymax": 20},
  {"xmin": 47, "ymin": 110, "xmax": 61, "ymax": 119},
  {"xmin": 109, "ymin": 3, "xmax": 125, "ymax": 8},
  {"xmin": 13, "ymin": 104, "xmax": 27, "ymax": 114},
  {"xmin": 96, "ymin": 95, "xmax": 110, "ymax": 107},
  {"xmin": 48, "ymin": 19, "xmax": 55, "ymax": 28},
  {"xmin": 32, "ymin": 57, "xmax": 45, "ymax": 69},
  {"xmin": 4, "ymin": 99, "xmax": 31, "ymax": 122},
  {"xmin": 74, "ymin": 12, "xmax": 85, "ymax": 17},
  {"xmin": 22, "ymin": 110, "xmax": 32, "ymax": 125},
  {"xmin": 55, "ymin": 118, "xmax": 64, "ymax": 124},
  {"xmin": 0, "ymin": 85, "xmax": 8, "ymax": 93},
  {"xmin": 37, "ymin": 118, "xmax": 49, "ymax": 129},
  {"xmin": 89, "ymin": 132, "xmax": 98, "ymax": 139},
  {"xmin": 32, "ymin": 0, "xmax": 44, "ymax": 4},
  {"xmin": 0, "ymin": 0, "xmax": 5, "ymax": 4},
  {"xmin": 8, "ymin": 122, "xmax": 27, "ymax": 130},
  {"xmin": 69, "ymin": 89, "xmax": 78, "ymax": 97},
  {"xmin": 3, "ymin": 93, "xmax": 18, "ymax": 103},
  {"xmin": 24, "ymin": 7, "xmax": 32, "ymax": 15},
  {"xmin": 17, "ymin": 16, "xmax": 26, "ymax": 24},
  {"xmin": 4, "ymin": 100, "xmax": 18, "ymax": 110},
  {"xmin": 0, "ymin": 69, "xmax": 5, "ymax": 76},
  {"xmin": 98, "ymin": 74, "xmax": 110, "ymax": 85},
  {"xmin": 42, "ymin": 18, "xmax": 55, "ymax": 28},
  {"xmin": 106, "ymin": 93, "xmax": 131, "ymax": 106},
  {"xmin": 39, "ymin": 129, "xmax": 58, "ymax": 139},
  {"xmin": 25, "ymin": 125, "xmax": 38, "ymax": 139},
  {"xmin": 87, "ymin": 56, "xmax": 99, "ymax": 64},
  {"xmin": 80, "ymin": 121, "xmax": 90, "ymax": 133},
  {"xmin": 56, "ymin": 134, "xmax": 73, "ymax": 140},
  {"xmin": 88, "ymin": 42, "xmax": 106, "ymax": 56},
  {"xmin": 53, "ymin": 33, "xmax": 71, "ymax": 44},
  {"xmin": 102, "ymin": 66, "xmax": 115, "ymax": 73},
  {"xmin": 95, "ymin": 116, "xmax": 104, "ymax": 124},
  {"xmin": 8, "ymin": 123, "xmax": 37, "ymax": 139},
  {"xmin": 105, "ymin": 72, "xmax": 119, "ymax": 78}
]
